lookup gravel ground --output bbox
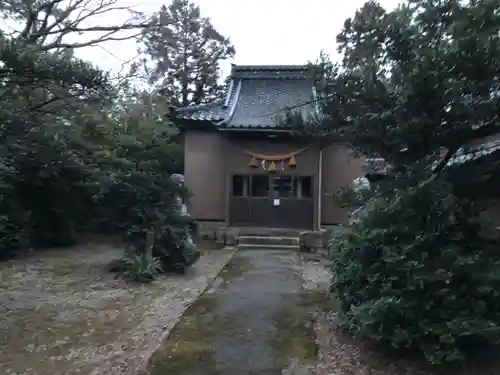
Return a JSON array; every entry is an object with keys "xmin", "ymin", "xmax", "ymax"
[
  {"xmin": 299, "ymin": 253, "xmax": 331, "ymax": 293},
  {"xmin": 0, "ymin": 243, "xmax": 235, "ymax": 375}
]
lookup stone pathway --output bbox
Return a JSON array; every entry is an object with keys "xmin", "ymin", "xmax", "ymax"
[{"xmin": 147, "ymin": 249, "xmax": 319, "ymax": 375}]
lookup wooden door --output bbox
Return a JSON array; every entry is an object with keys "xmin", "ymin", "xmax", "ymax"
[
  {"xmin": 269, "ymin": 175, "xmax": 313, "ymax": 229},
  {"xmin": 229, "ymin": 174, "xmax": 314, "ymax": 229}
]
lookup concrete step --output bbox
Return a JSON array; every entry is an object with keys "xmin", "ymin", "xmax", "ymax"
[
  {"xmin": 238, "ymin": 235, "xmax": 299, "ymax": 247},
  {"xmin": 236, "ymin": 243, "xmax": 300, "ymax": 251},
  {"xmin": 233, "ymin": 227, "xmax": 302, "ymax": 238}
]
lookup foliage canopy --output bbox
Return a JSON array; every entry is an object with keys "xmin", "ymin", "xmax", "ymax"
[
  {"xmin": 0, "ymin": 2, "xmax": 193, "ymax": 274},
  {"xmin": 313, "ymin": 0, "xmax": 500, "ymax": 363}
]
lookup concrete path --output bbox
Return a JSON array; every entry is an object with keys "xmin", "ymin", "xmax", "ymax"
[{"xmin": 147, "ymin": 249, "xmax": 318, "ymax": 375}]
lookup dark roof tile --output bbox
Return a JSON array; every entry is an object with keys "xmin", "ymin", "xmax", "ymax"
[
  {"xmin": 174, "ymin": 99, "xmax": 227, "ymax": 121},
  {"xmin": 172, "ymin": 64, "xmax": 317, "ymax": 129},
  {"xmin": 225, "ymin": 78, "xmax": 315, "ymax": 128}
]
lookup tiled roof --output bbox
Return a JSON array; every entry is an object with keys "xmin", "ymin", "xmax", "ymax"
[
  {"xmin": 362, "ymin": 136, "xmax": 500, "ymax": 178},
  {"xmin": 173, "ymin": 64, "xmax": 317, "ymax": 129},
  {"xmin": 174, "ymin": 99, "xmax": 227, "ymax": 122},
  {"xmin": 446, "ymin": 136, "xmax": 500, "ymax": 166},
  {"xmin": 224, "ymin": 77, "xmax": 316, "ymax": 128}
]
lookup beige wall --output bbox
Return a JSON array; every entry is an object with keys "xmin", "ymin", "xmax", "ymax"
[
  {"xmin": 321, "ymin": 145, "xmax": 365, "ymax": 225},
  {"xmin": 222, "ymin": 137, "xmax": 319, "ymax": 176},
  {"xmin": 184, "ymin": 131, "xmax": 227, "ymax": 220}
]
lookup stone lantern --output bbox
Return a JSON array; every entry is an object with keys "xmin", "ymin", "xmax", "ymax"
[
  {"xmin": 170, "ymin": 173, "xmax": 188, "ymax": 215},
  {"xmin": 170, "ymin": 174, "xmax": 195, "ymax": 250}
]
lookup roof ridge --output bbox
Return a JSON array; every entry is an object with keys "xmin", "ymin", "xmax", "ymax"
[
  {"xmin": 231, "ymin": 64, "xmax": 311, "ymax": 72},
  {"xmin": 217, "ymin": 79, "xmax": 242, "ymax": 126},
  {"xmin": 229, "ymin": 64, "xmax": 316, "ymax": 81}
]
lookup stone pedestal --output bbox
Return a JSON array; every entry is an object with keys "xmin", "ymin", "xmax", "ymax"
[{"xmin": 299, "ymin": 230, "xmax": 330, "ymax": 254}]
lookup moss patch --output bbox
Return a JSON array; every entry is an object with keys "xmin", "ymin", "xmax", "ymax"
[
  {"xmin": 267, "ymin": 302, "xmax": 317, "ymax": 367},
  {"xmin": 147, "ymin": 294, "xmax": 218, "ymax": 375},
  {"xmin": 218, "ymin": 253, "xmax": 253, "ymax": 281}
]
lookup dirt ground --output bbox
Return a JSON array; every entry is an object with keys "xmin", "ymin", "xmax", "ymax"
[{"xmin": 0, "ymin": 242, "xmax": 234, "ymax": 375}]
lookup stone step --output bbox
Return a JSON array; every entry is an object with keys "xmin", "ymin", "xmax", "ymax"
[
  {"xmin": 236, "ymin": 243, "xmax": 300, "ymax": 251},
  {"xmin": 238, "ymin": 235, "xmax": 299, "ymax": 247},
  {"xmin": 233, "ymin": 227, "xmax": 302, "ymax": 238}
]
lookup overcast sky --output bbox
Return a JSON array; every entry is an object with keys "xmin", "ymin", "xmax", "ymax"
[{"xmin": 72, "ymin": 0, "xmax": 401, "ymax": 78}]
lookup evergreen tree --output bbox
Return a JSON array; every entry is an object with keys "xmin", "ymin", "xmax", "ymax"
[
  {"xmin": 301, "ymin": 0, "xmax": 500, "ymax": 363},
  {"xmin": 137, "ymin": 0, "xmax": 235, "ymax": 107},
  {"xmin": 315, "ymin": 0, "xmax": 500, "ymax": 169}
]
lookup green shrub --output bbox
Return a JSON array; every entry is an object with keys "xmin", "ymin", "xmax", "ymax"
[
  {"xmin": 0, "ymin": 36, "xmax": 185, "ymax": 262},
  {"xmin": 0, "ymin": 172, "xmax": 32, "ymax": 259},
  {"xmin": 153, "ymin": 215, "xmax": 200, "ymax": 274},
  {"xmin": 330, "ymin": 170, "xmax": 500, "ymax": 363},
  {"xmin": 121, "ymin": 217, "xmax": 200, "ymax": 276},
  {"xmin": 0, "ymin": 211, "xmax": 31, "ymax": 259},
  {"xmin": 124, "ymin": 253, "xmax": 163, "ymax": 283}
]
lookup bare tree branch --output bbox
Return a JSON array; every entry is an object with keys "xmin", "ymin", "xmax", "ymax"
[
  {"xmin": 41, "ymin": 29, "xmax": 144, "ymax": 50},
  {"xmin": 3, "ymin": 0, "xmax": 152, "ymax": 51}
]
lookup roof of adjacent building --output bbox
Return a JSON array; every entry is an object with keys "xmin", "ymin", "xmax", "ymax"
[
  {"xmin": 173, "ymin": 64, "xmax": 319, "ymax": 130},
  {"xmin": 446, "ymin": 134, "xmax": 500, "ymax": 166},
  {"xmin": 362, "ymin": 134, "xmax": 500, "ymax": 179}
]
